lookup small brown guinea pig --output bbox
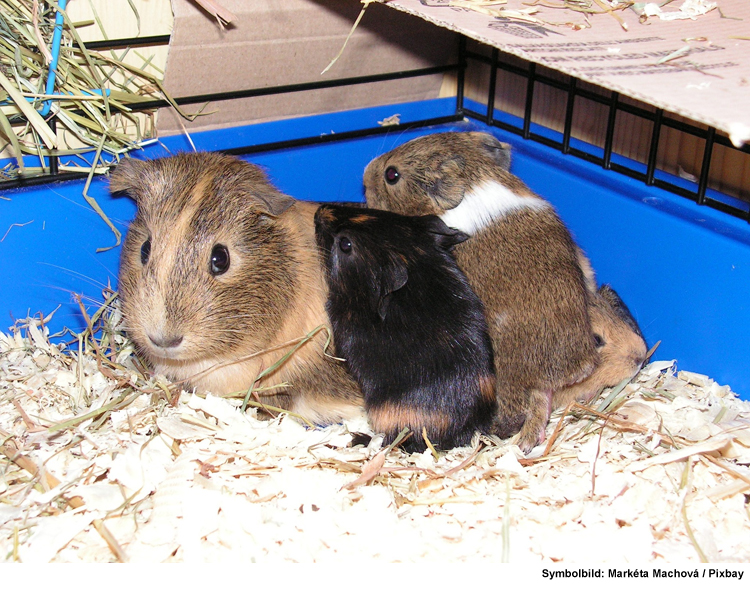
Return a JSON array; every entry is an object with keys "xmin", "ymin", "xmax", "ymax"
[
  {"xmin": 364, "ymin": 131, "xmax": 598, "ymax": 453},
  {"xmin": 553, "ymin": 284, "xmax": 647, "ymax": 407},
  {"xmin": 314, "ymin": 204, "xmax": 498, "ymax": 453},
  {"xmin": 110, "ymin": 152, "xmax": 364, "ymax": 424}
]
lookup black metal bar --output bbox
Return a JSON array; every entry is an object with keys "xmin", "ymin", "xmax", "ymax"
[
  {"xmin": 462, "ymin": 106, "xmax": 516, "ymax": 134},
  {"xmin": 224, "ymin": 48, "xmax": 750, "ymax": 222},
  {"xmin": 615, "ymin": 161, "xmax": 748, "ymax": 219},
  {"xmin": 523, "ymin": 63, "xmax": 536, "ymax": 140},
  {"xmin": 654, "ymin": 178, "xmax": 748, "ymax": 219},
  {"xmin": 48, "ymin": 117, "xmax": 58, "ymax": 175},
  {"xmin": 602, "ymin": 92, "xmax": 619, "ymax": 170},
  {"xmin": 713, "ymin": 132, "xmax": 750, "ymax": 154},
  {"xmin": 465, "ymin": 48, "xmax": 750, "ymax": 155},
  {"xmin": 609, "ymin": 161, "xmax": 648, "ymax": 183},
  {"xmin": 124, "ymin": 63, "xmax": 462, "ymax": 112},
  {"xmin": 697, "ymin": 126, "xmax": 716, "ymax": 205},
  {"xmin": 486, "ymin": 48, "xmax": 499, "ymax": 125},
  {"xmin": 0, "ymin": 114, "xmax": 464, "ymax": 192},
  {"xmin": 0, "ymin": 170, "xmax": 88, "ymax": 191},
  {"xmin": 6, "ymin": 33, "xmax": 750, "ymax": 225},
  {"xmin": 646, "ymin": 108, "xmax": 663, "ymax": 186},
  {"xmin": 465, "ymin": 50, "xmax": 529, "ymax": 79},
  {"xmin": 466, "ymin": 102, "xmax": 606, "ymax": 169},
  {"xmin": 613, "ymin": 99, "xmax": 659, "ymax": 123},
  {"xmin": 456, "ymin": 36, "xmax": 467, "ymax": 116},
  {"xmin": 223, "ymin": 114, "xmax": 464, "ymax": 158},
  {"xmin": 83, "ymin": 35, "xmax": 171, "ymax": 51},
  {"xmin": 562, "ymin": 76, "xmax": 576, "ymax": 155}
]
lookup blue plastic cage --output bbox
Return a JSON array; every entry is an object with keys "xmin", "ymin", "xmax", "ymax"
[{"xmin": 1, "ymin": 34, "xmax": 748, "ymax": 397}]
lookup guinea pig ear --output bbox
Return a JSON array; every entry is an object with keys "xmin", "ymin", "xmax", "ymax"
[
  {"xmin": 420, "ymin": 155, "xmax": 467, "ymax": 210},
  {"xmin": 470, "ymin": 132, "xmax": 512, "ymax": 171},
  {"xmin": 598, "ymin": 284, "xmax": 645, "ymax": 339},
  {"xmin": 376, "ymin": 259, "xmax": 409, "ymax": 321},
  {"xmin": 421, "ymin": 215, "xmax": 470, "ymax": 250},
  {"xmin": 108, "ymin": 157, "xmax": 147, "ymax": 201},
  {"xmin": 234, "ymin": 160, "xmax": 296, "ymax": 216},
  {"xmin": 254, "ymin": 189, "xmax": 295, "ymax": 217}
]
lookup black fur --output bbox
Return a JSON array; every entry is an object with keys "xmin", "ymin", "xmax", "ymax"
[{"xmin": 314, "ymin": 204, "xmax": 498, "ymax": 453}]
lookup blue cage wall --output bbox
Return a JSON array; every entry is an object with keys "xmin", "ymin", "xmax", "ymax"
[{"xmin": 1, "ymin": 34, "xmax": 749, "ymax": 398}]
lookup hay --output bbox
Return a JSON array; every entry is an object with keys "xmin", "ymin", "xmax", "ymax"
[
  {"xmin": 0, "ymin": 0, "xmax": 182, "ymax": 180},
  {"xmin": 1, "ymin": 293, "xmax": 749, "ymax": 562},
  {"xmin": 0, "ymin": 0, "xmax": 192, "ymax": 248}
]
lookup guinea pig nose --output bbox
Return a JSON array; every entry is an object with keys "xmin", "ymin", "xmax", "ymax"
[{"xmin": 148, "ymin": 333, "xmax": 184, "ymax": 349}]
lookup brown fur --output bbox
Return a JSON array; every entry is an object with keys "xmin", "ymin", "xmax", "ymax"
[
  {"xmin": 364, "ymin": 132, "xmax": 597, "ymax": 452},
  {"xmin": 553, "ymin": 285, "xmax": 647, "ymax": 407},
  {"xmin": 364, "ymin": 132, "xmax": 528, "ymax": 216},
  {"xmin": 348, "ymin": 213, "xmax": 378, "ymax": 224},
  {"xmin": 479, "ymin": 374, "xmax": 497, "ymax": 405},
  {"xmin": 112, "ymin": 152, "xmax": 364, "ymax": 425},
  {"xmin": 367, "ymin": 403, "xmax": 452, "ymax": 444}
]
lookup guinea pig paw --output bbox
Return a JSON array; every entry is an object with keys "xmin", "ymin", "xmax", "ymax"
[{"xmin": 514, "ymin": 425, "xmax": 546, "ymax": 455}]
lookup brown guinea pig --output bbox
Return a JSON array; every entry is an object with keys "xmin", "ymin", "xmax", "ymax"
[
  {"xmin": 553, "ymin": 284, "xmax": 647, "ymax": 407},
  {"xmin": 364, "ymin": 131, "xmax": 598, "ymax": 453},
  {"xmin": 314, "ymin": 204, "xmax": 498, "ymax": 453},
  {"xmin": 428, "ymin": 137, "xmax": 648, "ymax": 410},
  {"xmin": 110, "ymin": 152, "xmax": 363, "ymax": 424}
]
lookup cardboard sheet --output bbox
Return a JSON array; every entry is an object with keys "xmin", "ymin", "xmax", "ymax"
[
  {"xmin": 383, "ymin": 0, "xmax": 750, "ymax": 146},
  {"xmin": 157, "ymin": 0, "xmax": 457, "ymax": 136}
]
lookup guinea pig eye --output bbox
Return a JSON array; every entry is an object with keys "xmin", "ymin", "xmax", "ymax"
[
  {"xmin": 338, "ymin": 236, "xmax": 352, "ymax": 254},
  {"xmin": 384, "ymin": 166, "xmax": 400, "ymax": 185},
  {"xmin": 593, "ymin": 333, "xmax": 605, "ymax": 349},
  {"xmin": 140, "ymin": 238, "xmax": 151, "ymax": 265},
  {"xmin": 210, "ymin": 244, "xmax": 230, "ymax": 275}
]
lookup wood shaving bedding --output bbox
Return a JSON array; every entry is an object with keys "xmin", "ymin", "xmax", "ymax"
[{"xmin": 1, "ymin": 311, "xmax": 749, "ymax": 563}]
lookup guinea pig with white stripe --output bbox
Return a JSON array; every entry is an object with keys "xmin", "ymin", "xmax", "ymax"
[
  {"xmin": 364, "ymin": 131, "xmax": 598, "ymax": 453},
  {"xmin": 314, "ymin": 204, "xmax": 499, "ymax": 453}
]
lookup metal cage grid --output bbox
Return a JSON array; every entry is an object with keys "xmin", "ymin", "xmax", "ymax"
[
  {"xmin": 460, "ymin": 39, "xmax": 750, "ymax": 222},
  {"xmin": 3, "ymin": 31, "xmax": 749, "ymax": 224}
]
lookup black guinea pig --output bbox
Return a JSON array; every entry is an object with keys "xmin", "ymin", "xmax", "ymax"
[{"xmin": 314, "ymin": 204, "xmax": 498, "ymax": 453}]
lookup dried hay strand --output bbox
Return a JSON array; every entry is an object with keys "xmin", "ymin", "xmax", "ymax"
[
  {"xmin": 0, "ymin": 0, "xmax": 192, "ymax": 249},
  {"xmin": 0, "ymin": 0, "xmax": 184, "ymax": 181},
  {"xmin": 1, "ymin": 293, "xmax": 749, "ymax": 563}
]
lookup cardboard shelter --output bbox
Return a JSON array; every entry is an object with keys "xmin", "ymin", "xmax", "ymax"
[
  {"xmin": 157, "ymin": 0, "xmax": 458, "ymax": 134},
  {"xmin": 386, "ymin": 0, "xmax": 750, "ymax": 147},
  {"xmin": 158, "ymin": 0, "xmax": 750, "ymax": 147}
]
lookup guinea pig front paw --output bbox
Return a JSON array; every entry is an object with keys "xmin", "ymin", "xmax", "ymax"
[
  {"xmin": 513, "ymin": 389, "xmax": 553, "ymax": 454},
  {"xmin": 514, "ymin": 424, "xmax": 547, "ymax": 455}
]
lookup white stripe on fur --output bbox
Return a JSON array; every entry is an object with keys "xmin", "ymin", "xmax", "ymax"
[{"xmin": 439, "ymin": 180, "xmax": 548, "ymax": 235}]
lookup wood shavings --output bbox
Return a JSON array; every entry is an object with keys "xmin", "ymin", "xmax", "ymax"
[
  {"xmin": 1, "ymin": 305, "xmax": 750, "ymax": 562},
  {"xmin": 377, "ymin": 114, "xmax": 401, "ymax": 126},
  {"xmin": 632, "ymin": 0, "xmax": 717, "ymax": 21},
  {"xmin": 452, "ymin": 1, "xmax": 541, "ymax": 23}
]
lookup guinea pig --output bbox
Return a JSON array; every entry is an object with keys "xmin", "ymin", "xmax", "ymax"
[
  {"xmin": 364, "ymin": 131, "xmax": 598, "ymax": 453},
  {"xmin": 314, "ymin": 204, "xmax": 498, "ymax": 453},
  {"xmin": 400, "ymin": 134, "xmax": 647, "ymax": 410},
  {"xmin": 110, "ymin": 152, "xmax": 364, "ymax": 425},
  {"xmin": 553, "ymin": 284, "xmax": 647, "ymax": 407}
]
